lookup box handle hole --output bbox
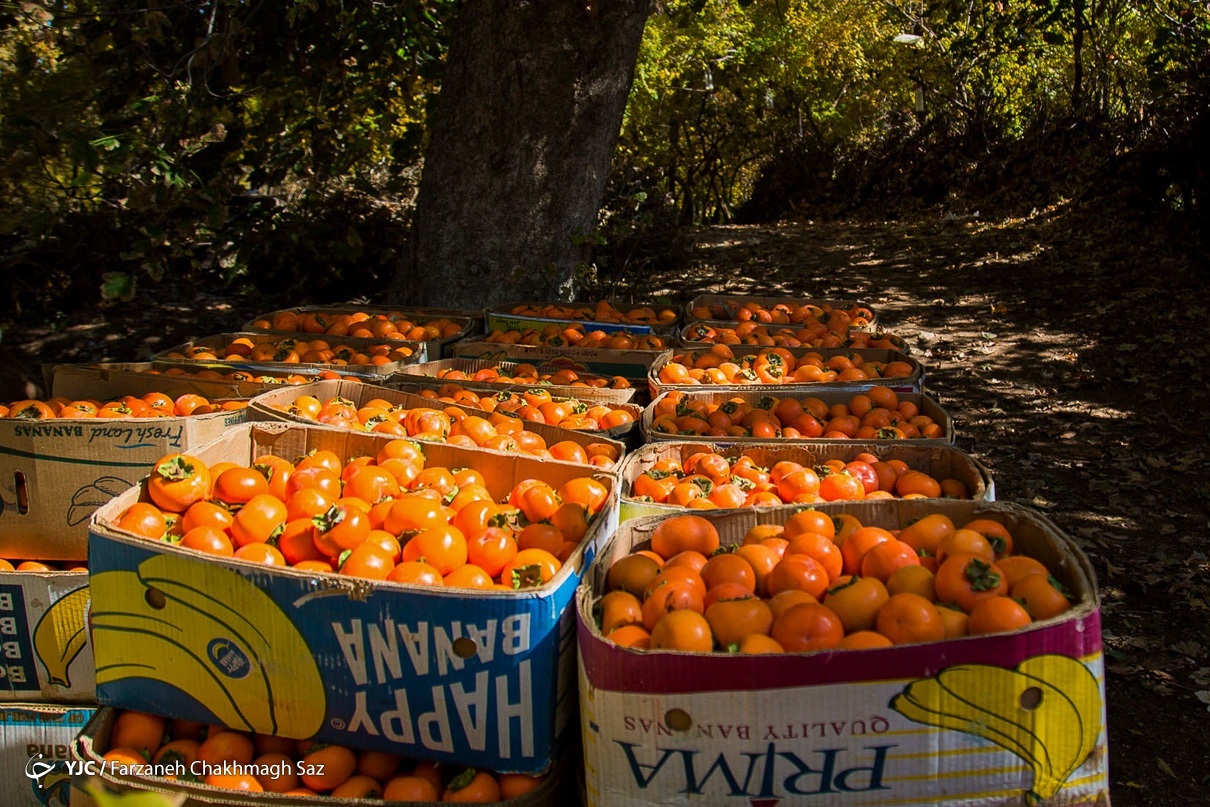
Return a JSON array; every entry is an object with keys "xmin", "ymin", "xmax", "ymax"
[
  {"xmin": 15, "ymin": 471, "xmax": 29, "ymax": 515},
  {"xmin": 1019, "ymin": 686, "xmax": 1043, "ymax": 711},
  {"xmin": 664, "ymin": 708, "xmax": 693, "ymax": 732}
]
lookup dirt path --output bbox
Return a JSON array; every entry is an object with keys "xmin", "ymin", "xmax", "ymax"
[
  {"xmin": 645, "ymin": 212, "xmax": 1210, "ymax": 806},
  {"xmin": 5, "ymin": 208, "xmax": 1209, "ymax": 804}
]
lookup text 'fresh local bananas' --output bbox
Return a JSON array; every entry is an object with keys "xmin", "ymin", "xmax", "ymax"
[{"xmin": 890, "ymin": 654, "xmax": 1102, "ymax": 801}]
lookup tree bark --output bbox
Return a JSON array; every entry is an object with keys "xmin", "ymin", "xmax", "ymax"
[{"xmin": 390, "ymin": 0, "xmax": 652, "ymax": 309}]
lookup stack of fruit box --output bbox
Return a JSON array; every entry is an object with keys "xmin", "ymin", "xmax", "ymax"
[
  {"xmin": 575, "ymin": 292, "xmax": 1110, "ymax": 805},
  {"xmin": 456, "ymin": 300, "xmax": 682, "ymax": 393},
  {"xmin": 75, "ymin": 420, "xmax": 620, "ymax": 803},
  {"xmin": 0, "ymin": 364, "xmax": 277, "ymax": 807}
]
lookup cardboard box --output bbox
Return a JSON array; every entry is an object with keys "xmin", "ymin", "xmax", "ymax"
[
  {"xmin": 486, "ymin": 301, "xmax": 680, "ymax": 337},
  {"xmin": 649, "ymin": 346, "xmax": 925, "ymax": 398},
  {"xmin": 684, "ymin": 294, "xmax": 881, "ymax": 330},
  {"xmin": 0, "ymin": 395, "xmax": 245, "ymax": 560},
  {"xmin": 616, "ymin": 441, "xmax": 995, "ymax": 523},
  {"xmin": 388, "ymin": 371, "xmax": 644, "ymax": 448},
  {"xmin": 393, "ymin": 358, "xmax": 638, "ymax": 405},
  {"xmin": 641, "ymin": 389, "xmax": 955, "ymax": 448},
  {"xmin": 3, "ymin": 702, "xmax": 97, "ymax": 807},
  {"xmin": 151, "ymin": 332, "xmax": 428, "ymax": 379},
  {"xmin": 243, "ymin": 305, "xmax": 484, "ymax": 360},
  {"xmin": 0, "ymin": 569, "xmax": 93, "ymax": 703},
  {"xmin": 87, "ymin": 422, "xmax": 619, "ymax": 774},
  {"xmin": 577, "ymin": 501, "xmax": 1109, "ymax": 806},
  {"xmin": 453, "ymin": 340, "xmax": 668, "ymax": 387},
  {"xmin": 47, "ymin": 362, "xmax": 323, "ymax": 400},
  {"xmin": 70, "ymin": 706, "xmax": 579, "ymax": 807},
  {"xmin": 248, "ymin": 379, "xmax": 627, "ymax": 465}
]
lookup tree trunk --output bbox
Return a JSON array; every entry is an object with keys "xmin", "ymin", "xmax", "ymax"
[{"xmin": 390, "ymin": 0, "xmax": 652, "ymax": 309}]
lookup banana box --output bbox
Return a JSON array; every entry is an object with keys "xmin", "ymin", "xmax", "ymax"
[
  {"xmin": 247, "ymin": 378, "xmax": 628, "ymax": 463},
  {"xmin": 452, "ymin": 340, "xmax": 670, "ymax": 388},
  {"xmin": 70, "ymin": 707, "xmax": 582, "ymax": 807},
  {"xmin": 3, "ymin": 702, "xmax": 97, "ymax": 807},
  {"xmin": 86, "ymin": 422, "xmax": 620, "ymax": 775},
  {"xmin": 577, "ymin": 501, "xmax": 1109, "ymax": 807},
  {"xmin": 0, "ymin": 569, "xmax": 93, "ymax": 703},
  {"xmin": 0, "ymin": 374, "xmax": 247, "ymax": 560},
  {"xmin": 616, "ymin": 441, "xmax": 995, "ymax": 524}
]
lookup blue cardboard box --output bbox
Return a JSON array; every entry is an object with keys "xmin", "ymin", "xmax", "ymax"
[{"xmin": 87, "ymin": 422, "xmax": 618, "ymax": 774}]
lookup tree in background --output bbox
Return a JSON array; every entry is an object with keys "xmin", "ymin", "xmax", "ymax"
[{"xmin": 389, "ymin": 0, "xmax": 652, "ymax": 308}]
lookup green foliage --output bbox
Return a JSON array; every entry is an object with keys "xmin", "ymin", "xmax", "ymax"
[
  {"xmin": 0, "ymin": 0, "xmax": 453, "ymax": 314},
  {"xmin": 613, "ymin": 0, "xmax": 1210, "ymax": 225}
]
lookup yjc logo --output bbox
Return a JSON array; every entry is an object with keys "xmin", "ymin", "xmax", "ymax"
[{"xmin": 25, "ymin": 753, "xmax": 56, "ymax": 782}]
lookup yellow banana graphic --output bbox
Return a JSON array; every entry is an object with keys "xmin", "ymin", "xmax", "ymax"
[
  {"xmin": 892, "ymin": 683, "xmax": 1052, "ymax": 786},
  {"xmin": 890, "ymin": 655, "xmax": 1103, "ymax": 801},
  {"xmin": 90, "ymin": 553, "xmax": 326, "ymax": 738},
  {"xmin": 32, "ymin": 585, "xmax": 90, "ymax": 688},
  {"xmin": 1018, "ymin": 653, "xmax": 1103, "ymax": 774}
]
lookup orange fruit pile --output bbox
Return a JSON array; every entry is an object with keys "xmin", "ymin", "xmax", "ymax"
[
  {"xmin": 250, "ymin": 309, "xmax": 467, "ymax": 341},
  {"xmin": 162, "ymin": 336, "xmax": 417, "ymax": 368},
  {"xmin": 412, "ymin": 384, "xmax": 637, "ymax": 435},
  {"xmin": 649, "ymin": 387, "xmax": 945, "ymax": 440},
  {"xmin": 629, "ymin": 448, "xmax": 969, "ymax": 508},
  {"xmin": 102, "ymin": 707, "xmax": 546, "ymax": 799},
  {"xmin": 657, "ymin": 346, "xmax": 914, "ymax": 386},
  {"xmin": 423, "ymin": 362, "xmax": 631, "ymax": 389},
  {"xmin": 113, "ymin": 446, "xmax": 611, "ymax": 588},
  {"xmin": 687, "ymin": 300, "xmax": 875, "ymax": 326},
  {"xmin": 1, "ymin": 393, "xmax": 246, "ymax": 419},
  {"xmin": 507, "ymin": 300, "xmax": 679, "ymax": 326},
  {"xmin": 595, "ymin": 512, "xmax": 1072, "ymax": 653},
  {"xmin": 483, "ymin": 323, "xmax": 669, "ymax": 350},
  {"xmin": 264, "ymin": 394, "xmax": 620, "ymax": 468}
]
